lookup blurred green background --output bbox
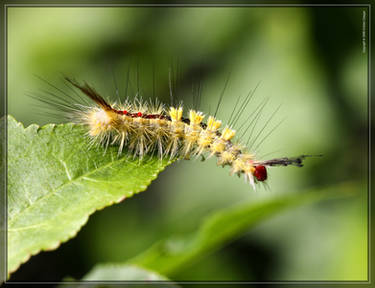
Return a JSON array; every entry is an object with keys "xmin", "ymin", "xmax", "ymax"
[{"xmin": 8, "ymin": 6, "xmax": 368, "ymax": 282}]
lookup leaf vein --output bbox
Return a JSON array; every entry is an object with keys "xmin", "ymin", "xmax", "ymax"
[{"xmin": 9, "ymin": 156, "xmax": 130, "ymax": 227}]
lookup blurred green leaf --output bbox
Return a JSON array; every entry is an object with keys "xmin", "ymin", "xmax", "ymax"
[
  {"xmin": 130, "ymin": 184, "xmax": 355, "ymax": 277},
  {"xmin": 82, "ymin": 264, "xmax": 173, "ymax": 282},
  {"xmin": 7, "ymin": 116, "xmax": 171, "ymax": 276},
  {"xmin": 61, "ymin": 264, "xmax": 180, "ymax": 288}
]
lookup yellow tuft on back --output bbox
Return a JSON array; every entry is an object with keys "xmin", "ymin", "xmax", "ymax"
[
  {"xmin": 221, "ymin": 127, "xmax": 236, "ymax": 141},
  {"xmin": 196, "ymin": 115, "xmax": 219, "ymax": 155},
  {"xmin": 206, "ymin": 116, "xmax": 221, "ymax": 131},
  {"xmin": 169, "ymin": 107, "xmax": 183, "ymax": 121},
  {"xmin": 189, "ymin": 110, "xmax": 204, "ymax": 125}
]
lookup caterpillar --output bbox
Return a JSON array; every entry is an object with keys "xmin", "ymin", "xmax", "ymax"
[{"xmin": 45, "ymin": 77, "xmax": 318, "ymax": 190}]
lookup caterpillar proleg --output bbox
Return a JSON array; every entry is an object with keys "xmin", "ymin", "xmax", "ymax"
[{"xmin": 40, "ymin": 76, "xmax": 317, "ymax": 191}]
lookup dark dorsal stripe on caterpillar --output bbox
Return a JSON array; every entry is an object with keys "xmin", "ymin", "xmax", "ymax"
[{"xmin": 64, "ymin": 77, "xmax": 320, "ymax": 190}]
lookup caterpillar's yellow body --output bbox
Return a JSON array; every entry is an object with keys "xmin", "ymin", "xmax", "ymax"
[
  {"xmin": 81, "ymin": 100, "xmax": 258, "ymax": 187},
  {"xmin": 65, "ymin": 77, "xmax": 317, "ymax": 190}
]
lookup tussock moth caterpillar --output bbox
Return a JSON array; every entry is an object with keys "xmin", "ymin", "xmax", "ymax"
[{"xmin": 33, "ymin": 75, "xmax": 320, "ymax": 190}]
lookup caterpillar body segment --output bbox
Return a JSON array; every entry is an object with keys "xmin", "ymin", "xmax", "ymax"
[{"xmin": 66, "ymin": 78, "xmax": 316, "ymax": 190}]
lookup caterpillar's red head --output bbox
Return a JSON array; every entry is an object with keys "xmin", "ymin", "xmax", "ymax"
[{"xmin": 253, "ymin": 165, "xmax": 267, "ymax": 182}]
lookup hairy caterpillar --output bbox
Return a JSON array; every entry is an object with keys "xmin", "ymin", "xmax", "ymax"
[{"xmin": 41, "ymin": 77, "xmax": 318, "ymax": 190}]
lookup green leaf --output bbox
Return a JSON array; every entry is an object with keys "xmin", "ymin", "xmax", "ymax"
[
  {"xmin": 7, "ymin": 116, "xmax": 171, "ymax": 275},
  {"xmin": 129, "ymin": 183, "xmax": 356, "ymax": 277}
]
